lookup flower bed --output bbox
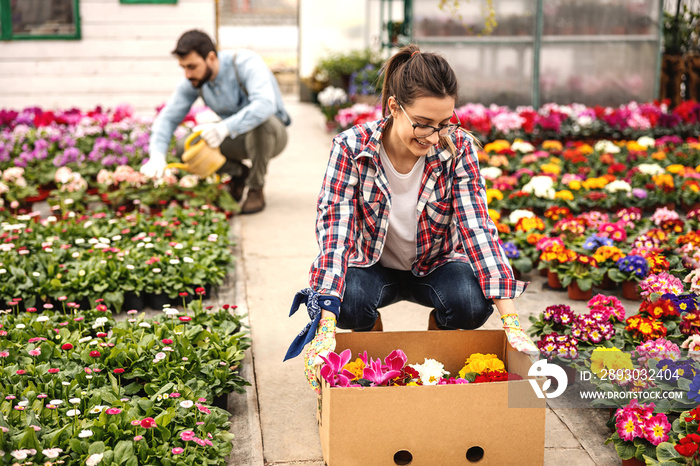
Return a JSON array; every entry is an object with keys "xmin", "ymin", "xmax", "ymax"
[
  {"xmin": 0, "ymin": 106, "xmax": 237, "ymax": 216},
  {"xmin": 0, "ymin": 298, "xmax": 250, "ymax": 464},
  {"xmin": 0, "ymin": 206, "xmax": 234, "ymax": 312},
  {"xmin": 333, "ymin": 100, "xmax": 700, "ymax": 143}
]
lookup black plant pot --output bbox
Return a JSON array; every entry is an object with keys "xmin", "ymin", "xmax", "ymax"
[
  {"xmin": 145, "ymin": 293, "xmax": 174, "ymax": 311},
  {"xmin": 213, "ymin": 392, "xmax": 231, "ymax": 413},
  {"xmin": 122, "ymin": 291, "xmax": 146, "ymax": 313}
]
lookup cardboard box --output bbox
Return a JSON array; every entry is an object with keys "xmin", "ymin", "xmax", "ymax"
[{"xmin": 318, "ymin": 330, "xmax": 545, "ymax": 466}]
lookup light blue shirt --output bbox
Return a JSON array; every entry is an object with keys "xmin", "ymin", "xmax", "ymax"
[{"xmin": 149, "ymin": 49, "xmax": 291, "ymax": 156}]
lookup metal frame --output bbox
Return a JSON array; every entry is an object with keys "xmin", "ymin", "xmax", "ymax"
[
  {"xmin": 0, "ymin": 0, "xmax": 81, "ymax": 41},
  {"xmin": 381, "ymin": 0, "xmax": 664, "ymax": 108}
]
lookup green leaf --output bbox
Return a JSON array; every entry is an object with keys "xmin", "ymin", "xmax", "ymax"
[
  {"xmin": 113, "ymin": 440, "xmax": 134, "ymax": 464},
  {"xmin": 655, "ymin": 442, "xmax": 682, "ymax": 461},
  {"xmin": 614, "ymin": 440, "xmax": 637, "ymax": 460},
  {"xmin": 88, "ymin": 440, "xmax": 106, "ymax": 455}
]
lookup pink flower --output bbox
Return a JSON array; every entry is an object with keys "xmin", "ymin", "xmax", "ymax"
[
  {"xmin": 643, "ymin": 413, "xmax": 672, "ymax": 446},
  {"xmin": 162, "ymin": 338, "xmax": 173, "ymax": 345},
  {"xmin": 133, "ymin": 435, "xmax": 143, "ymax": 441},
  {"xmin": 105, "ymin": 408, "xmax": 122, "ymax": 415},
  {"xmin": 170, "ymin": 392, "xmax": 181, "ymax": 398},
  {"xmin": 28, "ymin": 349, "xmax": 41, "ymax": 356},
  {"xmin": 180, "ymin": 430, "xmax": 196, "ymax": 442},
  {"xmin": 0, "ymin": 350, "xmax": 9, "ymax": 357},
  {"xmin": 195, "ymin": 403, "xmax": 211, "ymax": 414},
  {"xmin": 47, "ymin": 368, "xmax": 60, "ymax": 374},
  {"xmin": 130, "ymin": 420, "xmax": 140, "ymax": 426},
  {"xmin": 171, "ymin": 447, "xmax": 184, "ymax": 455},
  {"xmin": 140, "ymin": 417, "xmax": 157, "ymax": 429},
  {"xmin": 616, "ymin": 412, "xmax": 642, "ymax": 442}
]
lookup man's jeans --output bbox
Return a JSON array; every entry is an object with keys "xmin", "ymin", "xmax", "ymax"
[
  {"xmin": 338, "ymin": 261, "xmax": 494, "ymax": 331},
  {"xmin": 177, "ymin": 116, "xmax": 287, "ymax": 189}
]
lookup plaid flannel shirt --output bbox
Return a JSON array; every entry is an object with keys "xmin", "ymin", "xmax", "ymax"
[{"xmin": 309, "ymin": 117, "xmax": 527, "ymax": 301}]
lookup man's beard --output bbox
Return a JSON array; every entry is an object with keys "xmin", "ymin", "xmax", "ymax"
[{"xmin": 190, "ymin": 65, "xmax": 213, "ymax": 89}]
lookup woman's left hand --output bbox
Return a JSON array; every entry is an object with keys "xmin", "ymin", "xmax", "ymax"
[{"xmin": 501, "ymin": 313, "xmax": 539, "ymax": 354}]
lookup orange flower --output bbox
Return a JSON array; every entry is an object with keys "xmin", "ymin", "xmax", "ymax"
[
  {"xmin": 542, "ymin": 140, "xmax": 563, "ymax": 151},
  {"xmin": 652, "ymin": 173, "xmax": 674, "ymax": 189}
]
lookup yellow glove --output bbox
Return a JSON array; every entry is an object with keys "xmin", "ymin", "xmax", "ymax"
[
  {"xmin": 501, "ymin": 313, "xmax": 538, "ymax": 354},
  {"xmin": 303, "ymin": 316, "xmax": 337, "ymax": 394}
]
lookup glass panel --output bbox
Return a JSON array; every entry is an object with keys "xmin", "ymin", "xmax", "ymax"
[
  {"xmin": 413, "ymin": 0, "xmax": 536, "ymax": 38},
  {"xmin": 10, "ymin": 0, "xmax": 76, "ymax": 36},
  {"xmin": 539, "ymin": 42, "xmax": 658, "ymax": 106},
  {"xmin": 542, "ymin": 0, "xmax": 659, "ymax": 36},
  {"xmin": 439, "ymin": 44, "xmax": 534, "ymax": 106}
]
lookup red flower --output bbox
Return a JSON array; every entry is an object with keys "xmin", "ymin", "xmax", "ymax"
[
  {"xmin": 140, "ymin": 417, "xmax": 157, "ymax": 429},
  {"xmin": 89, "ymin": 350, "xmax": 101, "ymax": 358},
  {"xmin": 162, "ymin": 339, "xmax": 173, "ymax": 345},
  {"xmin": 96, "ymin": 304, "xmax": 108, "ymax": 312},
  {"xmin": 48, "ymin": 368, "xmax": 60, "ymax": 374},
  {"xmin": 61, "ymin": 343, "xmax": 73, "ymax": 350},
  {"xmin": 113, "ymin": 368, "xmax": 125, "ymax": 374},
  {"xmin": 16, "ymin": 370, "xmax": 26, "ymax": 375},
  {"xmin": 96, "ymin": 332, "xmax": 107, "ymax": 338},
  {"xmin": 179, "ymin": 292, "xmax": 188, "ymax": 297},
  {"xmin": 675, "ymin": 442, "xmax": 698, "ymax": 457},
  {"xmin": 179, "ymin": 316, "xmax": 192, "ymax": 322},
  {"xmin": 26, "ymin": 307, "xmax": 37, "ymax": 313},
  {"xmin": 195, "ymin": 287, "xmax": 206, "ymax": 296}
]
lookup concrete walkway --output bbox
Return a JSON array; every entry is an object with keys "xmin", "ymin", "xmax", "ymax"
[{"xmin": 229, "ymin": 97, "xmax": 635, "ymax": 466}]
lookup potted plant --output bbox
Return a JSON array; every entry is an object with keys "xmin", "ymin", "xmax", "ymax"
[
  {"xmin": 608, "ymin": 255, "xmax": 650, "ymax": 300},
  {"xmin": 556, "ymin": 252, "xmax": 604, "ymax": 301},
  {"xmin": 606, "ymin": 399, "xmax": 673, "ymax": 465}
]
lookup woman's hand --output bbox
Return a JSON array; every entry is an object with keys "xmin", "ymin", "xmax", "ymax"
[
  {"xmin": 303, "ymin": 315, "xmax": 337, "ymax": 394},
  {"xmin": 501, "ymin": 313, "xmax": 539, "ymax": 354}
]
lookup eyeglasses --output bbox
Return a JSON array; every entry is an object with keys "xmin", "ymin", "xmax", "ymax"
[{"xmin": 398, "ymin": 103, "xmax": 461, "ymax": 138}]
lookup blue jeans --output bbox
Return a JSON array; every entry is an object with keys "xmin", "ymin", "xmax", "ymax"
[{"xmin": 339, "ymin": 261, "xmax": 494, "ymax": 331}]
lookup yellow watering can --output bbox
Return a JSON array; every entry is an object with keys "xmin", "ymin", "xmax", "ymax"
[{"xmin": 167, "ymin": 131, "xmax": 226, "ymax": 178}]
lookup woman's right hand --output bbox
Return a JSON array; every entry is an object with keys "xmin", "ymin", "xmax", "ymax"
[{"xmin": 303, "ymin": 315, "xmax": 337, "ymax": 394}]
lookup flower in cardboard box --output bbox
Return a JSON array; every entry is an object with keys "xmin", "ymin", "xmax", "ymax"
[
  {"xmin": 342, "ymin": 357, "xmax": 366, "ymax": 381},
  {"xmin": 409, "ymin": 358, "xmax": 449, "ymax": 385},
  {"xmin": 319, "ymin": 349, "xmax": 355, "ymax": 388},
  {"xmin": 458, "ymin": 353, "xmax": 505, "ymax": 378}
]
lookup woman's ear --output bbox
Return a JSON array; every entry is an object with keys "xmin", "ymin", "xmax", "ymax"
[{"xmin": 387, "ymin": 96, "xmax": 398, "ymax": 118}]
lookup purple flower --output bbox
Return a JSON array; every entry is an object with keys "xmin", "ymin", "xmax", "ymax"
[{"xmin": 631, "ymin": 188, "xmax": 648, "ymax": 199}]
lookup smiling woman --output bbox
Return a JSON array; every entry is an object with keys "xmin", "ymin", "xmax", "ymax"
[{"xmin": 285, "ymin": 44, "xmax": 539, "ymax": 395}]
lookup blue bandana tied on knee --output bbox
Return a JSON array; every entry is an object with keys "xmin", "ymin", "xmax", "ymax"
[{"xmin": 283, "ymin": 288, "xmax": 340, "ymax": 361}]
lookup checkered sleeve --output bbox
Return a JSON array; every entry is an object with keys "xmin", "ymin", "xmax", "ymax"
[
  {"xmin": 452, "ymin": 134, "xmax": 528, "ymax": 299},
  {"xmin": 308, "ymin": 135, "xmax": 359, "ymax": 299}
]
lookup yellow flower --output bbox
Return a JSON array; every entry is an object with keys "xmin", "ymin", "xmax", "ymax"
[
  {"xmin": 589, "ymin": 347, "xmax": 633, "ymax": 379},
  {"xmin": 626, "ymin": 141, "xmax": 646, "ymax": 152},
  {"xmin": 652, "ymin": 173, "xmax": 674, "ymax": 189},
  {"xmin": 666, "ymin": 164, "xmax": 685, "ymax": 174},
  {"xmin": 541, "ymin": 163, "xmax": 561, "ymax": 175},
  {"xmin": 568, "ymin": 180, "xmax": 582, "ymax": 191},
  {"xmin": 554, "ymin": 190, "xmax": 574, "ymax": 201},
  {"xmin": 542, "ymin": 140, "xmax": 563, "ymax": 151},
  {"xmin": 486, "ymin": 189, "xmax": 504, "ymax": 203},
  {"xmin": 581, "ymin": 177, "xmax": 610, "ymax": 190},
  {"xmin": 484, "ymin": 140, "xmax": 511, "ymax": 153},
  {"xmin": 460, "ymin": 353, "xmax": 505, "ymax": 376},
  {"xmin": 342, "ymin": 358, "xmax": 366, "ymax": 381},
  {"xmin": 488, "ymin": 209, "xmax": 501, "ymax": 222}
]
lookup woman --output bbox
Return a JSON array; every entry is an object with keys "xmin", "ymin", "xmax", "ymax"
[{"xmin": 284, "ymin": 44, "xmax": 537, "ymax": 393}]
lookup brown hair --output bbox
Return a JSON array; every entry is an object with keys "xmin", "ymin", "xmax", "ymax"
[
  {"xmin": 380, "ymin": 44, "xmax": 480, "ymax": 151},
  {"xmin": 172, "ymin": 30, "xmax": 217, "ymax": 60},
  {"xmin": 380, "ymin": 44, "xmax": 458, "ymax": 117}
]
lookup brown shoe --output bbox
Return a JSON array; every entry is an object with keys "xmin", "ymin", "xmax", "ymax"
[
  {"xmin": 428, "ymin": 309, "xmax": 440, "ymax": 330},
  {"xmin": 241, "ymin": 188, "xmax": 265, "ymax": 214},
  {"xmin": 229, "ymin": 164, "xmax": 250, "ymax": 203},
  {"xmin": 351, "ymin": 312, "xmax": 383, "ymax": 332}
]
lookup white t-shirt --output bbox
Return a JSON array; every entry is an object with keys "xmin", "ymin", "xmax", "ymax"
[{"xmin": 378, "ymin": 143, "xmax": 425, "ymax": 271}]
